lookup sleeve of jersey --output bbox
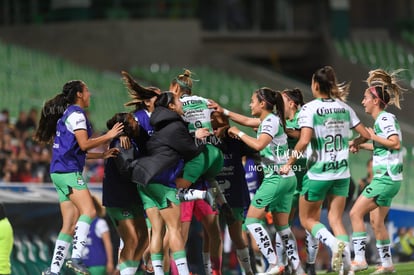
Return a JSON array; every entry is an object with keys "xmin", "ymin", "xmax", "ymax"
[
  {"xmin": 66, "ymin": 112, "xmax": 88, "ymax": 132},
  {"xmin": 348, "ymin": 105, "xmax": 361, "ymax": 128},
  {"xmin": 95, "ymin": 218, "xmax": 110, "ymax": 237},
  {"xmin": 378, "ymin": 113, "xmax": 398, "ymax": 138},
  {"xmin": 260, "ymin": 115, "xmax": 279, "ymax": 137},
  {"xmin": 297, "ymin": 104, "xmax": 313, "ymax": 129},
  {"xmin": 202, "ymin": 96, "xmax": 214, "ymax": 115}
]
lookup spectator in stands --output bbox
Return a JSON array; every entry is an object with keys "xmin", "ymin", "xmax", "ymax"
[
  {"xmin": 80, "ymin": 195, "xmax": 114, "ymax": 275},
  {"xmin": 16, "ymin": 159, "xmax": 38, "ymax": 183},
  {"xmin": 2, "ymin": 159, "xmax": 19, "ymax": 182},
  {"xmin": 279, "ymin": 66, "xmax": 370, "ymax": 275},
  {"xmin": 0, "ymin": 203, "xmax": 13, "ymax": 275},
  {"xmin": 349, "ymin": 69, "xmax": 405, "ymax": 274},
  {"xmin": 30, "ymin": 142, "xmax": 52, "ymax": 183},
  {"xmin": 393, "ymin": 227, "xmax": 414, "ymax": 262},
  {"xmin": 0, "ymin": 107, "xmax": 53, "ymax": 183},
  {"xmin": 33, "ymin": 80, "xmax": 123, "ymax": 275},
  {"xmin": 15, "ymin": 111, "xmax": 31, "ymax": 139},
  {"xmin": 27, "ymin": 107, "xmax": 38, "ymax": 130},
  {"xmin": 1, "ymin": 109, "xmax": 10, "ymax": 126}
]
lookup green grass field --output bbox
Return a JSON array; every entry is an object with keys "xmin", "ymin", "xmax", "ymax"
[{"xmin": 321, "ymin": 262, "xmax": 414, "ymax": 274}]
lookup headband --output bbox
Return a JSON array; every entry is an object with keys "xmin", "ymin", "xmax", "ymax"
[
  {"xmin": 175, "ymin": 78, "xmax": 191, "ymax": 90},
  {"xmin": 369, "ymin": 86, "xmax": 387, "ymax": 106}
]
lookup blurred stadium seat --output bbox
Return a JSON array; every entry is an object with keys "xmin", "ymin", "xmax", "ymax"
[
  {"xmin": 0, "ymin": 40, "xmax": 127, "ymax": 131},
  {"xmin": 334, "ymin": 38, "xmax": 414, "ymax": 85}
]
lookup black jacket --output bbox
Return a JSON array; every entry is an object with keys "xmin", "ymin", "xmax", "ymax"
[{"xmin": 129, "ymin": 106, "xmax": 204, "ymax": 186}]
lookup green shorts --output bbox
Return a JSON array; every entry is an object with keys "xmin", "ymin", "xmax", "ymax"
[
  {"xmin": 291, "ymin": 191, "xmax": 300, "ymax": 210},
  {"xmin": 80, "ymin": 265, "xmax": 106, "ymax": 275},
  {"xmin": 51, "ymin": 172, "xmax": 88, "ymax": 202},
  {"xmin": 251, "ymin": 174, "xmax": 296, "ymax": 214},
  {"xmin": 301, "ymin": 175, "xmax": 349, "ymax": 201},
  {"xmin": 229, "ymin": 207, "xmax": 245, "ymax": 222},
  {"xmin": 106, "ymin": 204, "xmax": 144, "ymax": 227},
  {"xmin": 291, "ymin": 160, "xmax": 306, "ymax": 209},
  {"xmin": 294, "ymin": 158, "xmax": 307, "ymax": 192},
  {"xmin": 183, "ymin": 144, "xmax": 224, "ymax": 183},
  {"xmin": 361, "ymin": 176, "xmax": 401, "ymax": 207},
  {"xmin": 138, "ymin": 183, "xmax": 179, "ymax": 210}
]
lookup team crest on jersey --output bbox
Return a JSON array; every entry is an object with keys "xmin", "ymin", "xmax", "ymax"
[{"xmin": 76, "ymin": 176, "xmax": 85, "ymax": 185}]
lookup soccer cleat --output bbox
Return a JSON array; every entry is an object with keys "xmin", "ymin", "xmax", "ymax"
[
  {"xmin": 351, "ymin": 260, "xmax": 369, "ymax": 272},
  {"xmin": 292, "ymin": 264, "xmax": 306, "ymax": 275},
  {"xmin": 255, "ymin": 255, "xmax": 266, "ymax": 273},
  {"xmin": 339, "ymin": 269, "xmax": 355, "ymax": 275},
  {"xmin": 340, "ymin": 245, "xmax": 353, "ymax": 275},
  {"xmin": 144, "ymin": 262, "xmax": 154, "ymax": 275},
  {"xmin": 369, "ymin": 266, "xmax": 396, "ymax": 275},
  {"xmin": 339, "ymin": 262, "xmax": 355, "ymax": 275},
  {"xmin": 42, "ymin": 267, "xmax": 59, "ymax": 275},
  {"xmin": 66, "ymin": 258, "xmax": 90, "ymax": 275},
  {"xmin": 305, "ymin": 263, "xmax": 316, "ymax": 275},
  {"xmin": 331, "ymin": 240, "xmax": 345, "ymax": 272},
  {"xmin": 283, "ymin": 264, "xmax": 292, "ymax": 275},
  {"xmin": 261, "ymin": 263, "xmax": 285, "ymax": 275}
]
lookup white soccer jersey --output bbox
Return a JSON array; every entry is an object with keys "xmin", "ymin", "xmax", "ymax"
[
  {"xmin": 257, "ymin": 113, "xmax": 294, "ymax": 178},
  {"xmin": 298, "ymin": 98, "xmax": 360, "ymax": 180},
  {"xmin": 180, "ymin": 94, "xmax": 214, "ymax": 133},
  {"xmin": 372, "ymin": 111, "xmax": 403, "ymax": 181}
]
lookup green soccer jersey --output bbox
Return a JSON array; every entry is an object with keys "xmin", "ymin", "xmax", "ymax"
[
  {"xmin": 257, "ymin": 113, "xmax": 294, "ymax": 178},
  {"xmin": 286, "ymin": 110, "xmax": 300, "ymax": 150},
  {"xmin": 286, "ymin": 110, "xmax": 307, "ymax": 178},
  {"xmin": 298, "ymin": 98, "xmax": 360, "ymax": 180},
  {"xmin": 372, "ymin": 111, "xmax": 403, "ymax": 181}
]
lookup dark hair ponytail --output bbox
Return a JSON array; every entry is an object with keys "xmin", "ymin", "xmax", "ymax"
[
  {"xmin": 62, "ymin": 80, "xmax": 84, "ymax": 104},
  {"xmin": 313, "ymin": 66, "xmax": 350, "ymax": 101},
  {"xmin": 154, "ymin": 92, "xmax": 175, "ymax": 108},
  {"xmin": 106, "ymin": 112, "xmax": 138, "ymax": 138},
  {"xmin": 33, "ymin": 80, "xmax": 84, "ymax": 144},
  {"xmin": 282, "ymin": 88, "xmax": 305, "ymax": 107},
  {"xmin": 255, "ymin": 87, "xmax": 286, "ymax": 130}
]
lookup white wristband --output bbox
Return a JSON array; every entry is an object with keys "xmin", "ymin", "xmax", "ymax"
[
  {"xmin": 223, "ymin": 109, "xmax": 230, "ymax": 116},
  {"xmin": 238, "ymin": 131, "xmax": 245, "ymax": 138}
]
